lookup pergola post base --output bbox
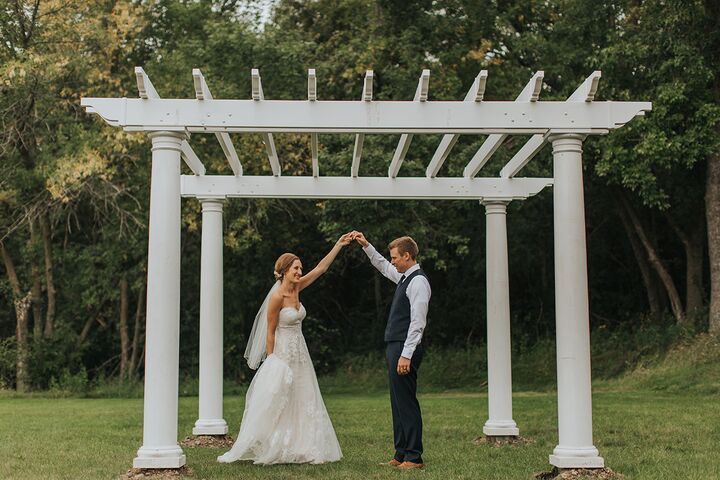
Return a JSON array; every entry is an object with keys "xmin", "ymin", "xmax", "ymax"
[
  {"xmin": 133, "ymin": 446, "xmax": 186, "ymax": 469},
  {"xmin": 192, "ymin": 419, "xmax": 229, "ymax": 436},
  {"xmin": 483, "ymin": 424, "xmax": 520, "ymax": 437},
  {"xmin": 549, "ymin": 450, "xmax": 605, "ymax": 469}
]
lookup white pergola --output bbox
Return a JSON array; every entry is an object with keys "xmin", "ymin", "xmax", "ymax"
[{"xmin": 81, "ymin": 67, "xmax": 650, "ymax": 470}]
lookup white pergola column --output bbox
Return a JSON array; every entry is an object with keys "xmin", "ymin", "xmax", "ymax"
[
  {"xmin": 482, "ymin": 200, "xmax": 519, "ymax": 437},
  {"xmin": 548, "ymin": 134, "xmax": 604, "ymax": 469},
  {"xmin": 134, "ymin": 132, "xmax": 186, "ymax": 469},
  {"xmin": 193, "ymin": 198, "xmax": 229, "ymax": 435}
]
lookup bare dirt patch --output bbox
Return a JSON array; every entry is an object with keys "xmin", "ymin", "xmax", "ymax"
[
  {"xmin": 179, "ymin": 434, "xmax": 235, "ymax": 448},
  {"xmin": 534, "ymin": 467, "xmax": 624, "ymax": 479},
  {"xmin": 472, "ymin": 435, "xmax": 535, "ymax": 446},
  {"xmin": 120, "ymin": 466, "xmax": 194, "ymax": 479}
]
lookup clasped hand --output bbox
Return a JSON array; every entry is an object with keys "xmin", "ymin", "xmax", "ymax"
[{"xmin": 336, "ymin": 230, "xmax": 369, "ymax": 247}]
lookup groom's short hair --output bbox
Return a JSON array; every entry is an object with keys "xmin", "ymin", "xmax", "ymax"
[{"xmin": 388, "ymin": 236, "xmax": 419, "ymax": 260}]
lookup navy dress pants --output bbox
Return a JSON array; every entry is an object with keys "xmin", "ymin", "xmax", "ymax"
[{"xmin": 385, "ymin": 341, "xmax": 424, "ymax": 464}]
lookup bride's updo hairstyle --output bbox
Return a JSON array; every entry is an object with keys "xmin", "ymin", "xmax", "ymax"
[{"xmin": 274, "ymin": 252, "xmax": 300, "ymax": 281}]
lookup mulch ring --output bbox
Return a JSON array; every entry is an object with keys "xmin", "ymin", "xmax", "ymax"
[
  {"xmin": 472, "ymin": 435, "xmax": 535, "ymax": 446},
  {"xmin": 120, "ymin": 466, "xmax": 194, "ymax": 479},
  {"xmin": 534, "ymin": 467, "xmax": 624, "ymax": 480},
  {"xmin": 179, "ymin": 434, "xmax": 235, "ymax": 448}
]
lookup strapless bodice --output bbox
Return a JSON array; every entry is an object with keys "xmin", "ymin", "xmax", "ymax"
[{"xmin": 278, "ymin": 304, "xmax": 306, "ymax": 328}]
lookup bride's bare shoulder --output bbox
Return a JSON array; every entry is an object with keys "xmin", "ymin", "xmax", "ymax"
[{"xmin": 268, "ymin": 291, "xmax": 284, "ymax": 310}]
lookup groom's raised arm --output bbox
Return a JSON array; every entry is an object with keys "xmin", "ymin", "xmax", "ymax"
[{"xmin": 362, "ymin": 243, "xmax": 403, "ymax": 284}]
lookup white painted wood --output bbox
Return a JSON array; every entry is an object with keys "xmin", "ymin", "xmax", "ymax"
[
  {"xmin": 311, "ymin": 133, "xmax": 319, "ymax": 177},
  {"xmin": 180, "ymin": 175, "xmax": 552, "ymax": 200},
  {"xmin": 134, "ymin": 67, "xmax": 206, "ymax": 176},
  {"xmin": 193, "ymin": 69, "xmax": 242, "ymax": 176},
  {"xmin": 251, "ymin": 69, "xmax": 281, "ymax": 176},
  {"xmin": 80, "ymin": 97, "xmax": 650, "ymax": 134},
  {"xmin": 308, "ymin": 69, "xmax": 319, "ymax": 176},
  {"xmin": 426, "ymin": 70, "xmax": 488, "ymax": 178},
  {"xmin": 133, "ymin": 132, "xmax": 186, "ymax": 469},
  {"xmin": 567, "ymin": 71, "xmax": 601, "ymax": 102},
  {"xmin": 179, "ymin": 139, "xmax": 207, "ymax": 176},
  {"xmin": 474, "ymin": 70, "xmax": 488, "ymax": 101},
  {"xmin": 308, "ymin": 69, "xmax": 317, "ymax": 101},
  {"xmin": 388, "ymin": 69, "xmax": 431, "ymax": 178},
  {"xmin": 193, "ymin": 198, "xmax": 229, "ymax": 436},
  {"xmin": 362, "ymin": 70, "xmax": 374, "ymax": 101},
  {"xmin": 548, "ymin": 134, "xmax": 604, "ymax": 469},
  {"xmin": 351, "ymin": 70, "xmax": 373, "ymax": 177},
  {"xmin": 501, "ymin": 71, "xmax": 603, "ymax": 178},
  {"xmin": 463, "ymin": 71, "xmax": 545, "ymax": 178},
  {"xmin": 482, "ymin": 201, "xmax": 519, "ymax": 437},
  {"xmin": 135, "ymin": 66, "xmax": 159, "ymax": 99},
  {"xmin": 499, "ymin": 135, "xmax": 545, "ymax": 178}
]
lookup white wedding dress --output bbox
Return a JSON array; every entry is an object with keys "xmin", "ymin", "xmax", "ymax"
[{"xmin": 218, "ymin": 304, "xmax": 343, "ymax": 464}]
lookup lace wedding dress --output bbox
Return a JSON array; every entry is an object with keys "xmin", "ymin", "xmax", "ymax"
[{"xmin": 217, "ymin": 304, "xmax": 343, "ymax": 464}]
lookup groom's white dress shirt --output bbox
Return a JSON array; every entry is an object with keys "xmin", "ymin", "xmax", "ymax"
[{"xmin": 363, "ymin": 243, "xmax": 431, "ymax": 359}]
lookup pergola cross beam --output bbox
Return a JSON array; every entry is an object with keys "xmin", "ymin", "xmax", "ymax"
[
  {"xmin": 388, "ymin": 69, "xmax": 430, "ymax": 178},
  {"xmin": 192, "ymin": 69, "xmax": 242, "ymax": 176},
  {"xmin": 500, "ymin": 71, "xmax": 602, "ymax": 178},
  {"xmin": 308, "ymin": 69, "xmax": 319, "ymax": 177},
  {"xmin": 463, "ymin": 71, "xmax": 544, "ymax": 178},
  {"xmin": 135, "ymin": 67, "xmax": 206, "ymax": 175},
  {"xmin": 351, "ymin": 70, "xmax": 373, "ymax": 177},
  {"xmin": 251, "ymin": 69, "xmax": 281, "ymax": 176},
  {"xmin": 426, "ymin": 70, "xmax": 488, "ymax": 178}
]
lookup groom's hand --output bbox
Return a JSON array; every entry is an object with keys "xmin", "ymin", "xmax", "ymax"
[
  {"xmin": 352, "ymin": 231, "xmax": 369, "ymax": 248},
  {"xmin": 397, "ymin": 356, "xmax": 411, "ymax": 376}
]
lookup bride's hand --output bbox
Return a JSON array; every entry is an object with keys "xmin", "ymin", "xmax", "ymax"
[{"xmin": 337, "ymin": 232, "xmax": 354, "ymax": 247}]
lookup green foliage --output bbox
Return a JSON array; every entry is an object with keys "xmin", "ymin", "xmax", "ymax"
[{"xmin": 48, "ymin": 367, "xmax": 89, "ymax": 397}]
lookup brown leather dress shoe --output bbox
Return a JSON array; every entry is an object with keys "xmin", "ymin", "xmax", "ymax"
[
  {"xmin": 398, "ymin": 461, "xmax": 425, "ymax": 469},
  {"xmin": 381, "ymin": 459, "xmax": 403, "ymax": 466}
]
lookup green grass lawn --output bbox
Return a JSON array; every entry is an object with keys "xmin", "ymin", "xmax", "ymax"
[{"xmin": 2, "ymin": 388, "xmax": 719, "ymax": 479}]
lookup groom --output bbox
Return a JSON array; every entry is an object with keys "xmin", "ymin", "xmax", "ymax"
[{"xmin": 352, "ymin": 232, "xmax": 430, "ymax": 470}]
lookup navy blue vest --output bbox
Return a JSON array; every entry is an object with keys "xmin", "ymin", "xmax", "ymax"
[{"xmin": 385, "ymin": 268, "xmax": 427, "ymax": 342}]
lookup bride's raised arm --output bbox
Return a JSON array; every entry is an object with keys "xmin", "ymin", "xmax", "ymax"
[{"xmin": 299, "ymin": 232, "xmax": 353, "ymax": 291}]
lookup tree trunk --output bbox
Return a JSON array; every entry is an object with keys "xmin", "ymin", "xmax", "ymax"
[
  {"xmin": 707, "ymin": 149, "xmax": 720, "ymax": 334},
  {"xmin": 621, "ymin": 196, "xmax": 686, "ymax": 324},
  {"xmin": 129, "ymin": 281, "xmax": 145, "ymax": 379},
  {"xmin": 1, "ymin": 242, "xmax": 31, "ymax": 392},
  {"xmin": 665, "ymin": 212, "xmax": 705, "ymax": 316},
  {"xmin": 617, "ymin": 203, "xmax": 664, "ymax": 320},
  {"xmin": 29, "ymin": 220, "xmax": 43, "ymax": 337},
  {"xmin": 119, "ymin": 276, "xmax": 130, "ymax": 380},
  {"xmin": 40, "ymin": 215, "xmax": 56, "ymax": 337}
]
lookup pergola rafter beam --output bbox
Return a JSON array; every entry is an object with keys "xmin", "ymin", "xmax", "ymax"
[
  {"xmin": 193, "ymin": 69, "xmax": 242, "ymax": 176},
  {"xmin": 181, "ymin": 175, "xmax": 553, "ymax": 200},
  {"xmin": 308, "ymin": 69, "xmax": 319, "ymax": 177},
  {"xmin": 251, "ymin": 69, "xmax": 281, "ymax": 176},
  {"xmin": 388, "ymin": 69, "xmax": 430, "ymax": 178},
  {"xmin": 500, "ymin": 71, "xmax": 602, "ymax": 178},
  {"xmin": 463, "ymin": 71, "xmax": 544, "ymax": 178},
  {"xmin": 426, "ymin": 70, "xmax": 488, "ymax": 178},
  {"xmin": 135, "ymin": 67, "xmax": 206, "ymax": 175},
  {"xmin": 351, "ymin": 70, "xmax": 373, "ymax": 177}
]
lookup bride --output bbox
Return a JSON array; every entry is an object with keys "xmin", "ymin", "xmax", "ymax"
[{"xmin": 217, "ymin": 233, "xmax": 354, "ymax": 465}]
